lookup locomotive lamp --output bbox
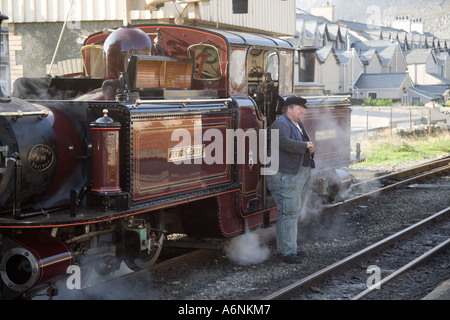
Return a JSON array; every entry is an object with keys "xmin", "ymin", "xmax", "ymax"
[{"xmin": 90, "ymin": 109, "xmax": 122, "ymax": 201}]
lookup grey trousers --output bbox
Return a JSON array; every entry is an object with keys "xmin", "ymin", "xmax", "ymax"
[{"xmin": 267, "ymin": 166, "xmax": 311, "ymax": 256}]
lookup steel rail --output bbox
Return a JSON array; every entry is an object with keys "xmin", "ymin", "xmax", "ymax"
[
  {"xmin": 352, "ymin": 237, "xmax": 450, "ymax": 300},
  {"xmin": 262, "ymin": 206, "xmax": 450, "ymax": 300},
  {"xmin": 325, "ymin": 157, "xmax": 450, "ymax": 210},
  {"xmin": 354, "ymin": 156, "xmax": 450, "ymax": 185}
]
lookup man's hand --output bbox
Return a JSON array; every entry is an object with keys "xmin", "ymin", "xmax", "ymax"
[{"xmin": 307, "ymin": 141, "xmax": 315, "ymax": 154}]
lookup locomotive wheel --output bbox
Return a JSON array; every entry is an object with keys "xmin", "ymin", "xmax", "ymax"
[{"xmin": 124, "ymin": 211, "xmax": 165, "ymax": 271}]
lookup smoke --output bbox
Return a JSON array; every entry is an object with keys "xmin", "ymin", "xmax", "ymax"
[
  {"xmin": 224, "ymin": 228, "xmax": 275, "ymax": 266},
  {"xmin": 35, "ymin": 262, "xmax": 153, "ymax": 300},
  {"xmin": 299, "ymin": 189, "xmax": 324, "ymax": 223}
]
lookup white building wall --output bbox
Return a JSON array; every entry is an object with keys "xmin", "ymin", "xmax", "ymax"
[
  {"xmin": 387, "ymin": 44, "xmax": 407, "ymax": 73},
  {"xmin": 443, "ymin": 55, "xmax": 450, "ymax": 80},
  {"xmin": 365, "ymin": 55, "xmax": 382, "ymax": 74},
  {"xmin": 0, "ymin": 0, "xmax": 296, "ymax": 36},
  {"xmin": 359, "ymin": 88, "xmax": 402, "ymax": 100},
  {"xmin": 345, "ymin": 54, "xmax": 363, "ymax": 92},
  {"xmin": 408, "ymin": 54, "xmax": 445, "ymax": 85},
  {"xmin": 196, "ymin": 0, "xmax": 295, "ymax": 36},
  {"xmin": 425, "ymin": 53, "xmax": 439, "ymax": 76},
  {"xmin": 315, "ymin": 55, "xmax": 340, "ymax": 94},
  {"xmin": 0, "ymin": 0, "xmax": 150, "ymax": 23}
]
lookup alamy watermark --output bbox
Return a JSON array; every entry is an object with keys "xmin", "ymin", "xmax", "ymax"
[
  {"xmin": 366, "ymin": 265, "xmax": 381, "ymax": 290},
  {"xmin": 66, "ymin": 265, "xmax": 81, "ymax": 290},
  {"xmin": 169, "ymin": 122, "xmax": 280, "ymax": 175}
]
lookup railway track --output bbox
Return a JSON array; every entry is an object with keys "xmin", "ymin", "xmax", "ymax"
[
  {"xmin": 262, "ymin": 206, "xmax": 450, "ymax": 300},
  {"xmin": 260, "ymin": 157, "xmax": 450, "ymax": 300},
  {"xmin": 327, "ymin": 155, "xmax": 450, "ymax": 209},
  {"xmin": 44, "ymin": 156, "xmax": 450, "ymax": 300},
  {"xmin": 51, "ymin": 248, "xmax": 216, "ymax": 299}
]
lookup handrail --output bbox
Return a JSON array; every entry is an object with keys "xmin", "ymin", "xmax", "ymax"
[
  {"xmin": 304, "ymin": 95, "xmax": 351, "ymax": 102},
  {"xmin": 132, "ymin": 98, "xmax": 233, "ymax": 109},
  {"xmin": 0, "ymin": 111, "xmax": 49, "ymax": 121}
]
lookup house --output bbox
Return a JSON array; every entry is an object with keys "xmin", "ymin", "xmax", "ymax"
[
  {"xmin": 408, "ymin": 85, "xmax": 450, "ymax": 105},
  {"xmin": 337, "ymin": 20, "xmax": 382, "ymax": 42},
  {"xmin": 326, "ymin": 23, "xmax": 345, "ymax": 50},
  {"xmin": 406, "ymin": 49, "xmax": 450, "ymax": 86},
  {"xmin": 406, "ymin": 49, "xmax": 439, "ymax": 85},
  {"xmin": 359, "ymin": 49, "xmax": 383, "ymax": 74},
  {"xmin": 315, "ymin": 46, "xmax": 340, "ymax": 94},
  {"xmin": 299, "ymin": 7, "xmax": 450, "ymax": 103},
  {"xmin": 296, "ymin": 18, "xmax": 323, "ymax": 48},
  {"xmin": 353, "ymin": 73, "xmax": 413, "ymax": 103},
  {"xmin": 436, "ymin": 52, "xmax": 450, "ymax": 80},
  {"xmin": 295, "ymin": 12, "xmax": 350, "ymax": 50},
  {"xmin": 335, "ymin": 49, "xmax": 363, "ymax": 93},
  {"xmin": 352, "ymin": 40, "xmax": 408, "ymax": 74}
]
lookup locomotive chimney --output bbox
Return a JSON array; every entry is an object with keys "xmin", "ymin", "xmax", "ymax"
[
  {"xmin": 0, "ymin": 12, "xmax": 9, "ymax": 100},
  {"xmin": 298, "ymin": 47, "xmax": 317, "ymax": 82}
]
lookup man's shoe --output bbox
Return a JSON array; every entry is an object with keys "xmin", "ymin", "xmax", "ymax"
[
  {"xmin": 281, "ymin": 254, "xmax": 302, "ymax": 264},
  {"xmin": 297, "ymin": 250, "xmax": 306, "ymax": 257},
  {"xmin": 276, "ymin": 251, "xmax": 306, "ymax": 260}
]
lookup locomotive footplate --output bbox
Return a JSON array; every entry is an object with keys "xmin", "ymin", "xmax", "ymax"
[{"xmin": 0, "ymin": 183, "xmax": 240, "ymax": 228}]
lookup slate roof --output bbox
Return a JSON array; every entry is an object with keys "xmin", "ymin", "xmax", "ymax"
[
  {"xmin": 334, "ymin": 49, "xmax": 360, "ymax": 64},
  {"xmin": 359, "ymin": 49, "xmax": 382, "ymax": 65},
  {"xmin": 337, "ymin": 20, "xmax": 401, "ymax": 41},
  {"xmin": 405, "ymin": 49, "xmax": 435, "ymax": 64},
  {"xmin": 316, "ymin": 46, "xmax": 336, "ymax": 63},
  {"xmin": 354, "ymin": 73, "xmax": 410, "ymax": 89},
  {"xmin": 351, "ymin": 40, "xmax": 400, "ymax": 66},
  {"xmin": 409, "ymin": 85, "xmax": 450, "ymax": 99}
]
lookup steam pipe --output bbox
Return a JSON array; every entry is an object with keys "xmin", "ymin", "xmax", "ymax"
[
  {"xmin": 13, "ymin": 154, "xmax": 22, "ymax": 219},
  {"xmin": 0, "ymin": 155, "xmax": 16, "ymax": 196},
  {"xmin": 6, "ymin": 151, "xmax": 71, "ymax": 220}
]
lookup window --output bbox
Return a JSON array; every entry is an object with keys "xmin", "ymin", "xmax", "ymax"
[
  {"xmin": 232, "ymin": 0, "xmax": 248, "ymax": 14},
  {"xmin": 188, "ymin": 44, "xmax": 222, "ymax": 81},
  {"xmin": 411, "ymin": 97, "xmax": 421, "ymax": 105},
  {"xmin": 368, "ymin": 92, "xmax": 377, "ymax": 99}
]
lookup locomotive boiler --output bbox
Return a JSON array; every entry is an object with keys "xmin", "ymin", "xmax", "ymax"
[{"xmin": 0, "ymin": 21, "xmax": 358, "ymax": 299}]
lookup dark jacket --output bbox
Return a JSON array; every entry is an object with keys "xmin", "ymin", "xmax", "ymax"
[{"xmin": 270, "ymin": 114, "xmax": 314, "ymax": 174}]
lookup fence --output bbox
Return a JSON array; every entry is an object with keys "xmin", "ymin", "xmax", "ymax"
[{"xmin": 351, "ymin": 106, "xmax": 450, "ymax": 136}]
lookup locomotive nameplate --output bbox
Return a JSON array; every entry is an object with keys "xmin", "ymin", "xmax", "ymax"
[
  {"xmin": 315, "ymin": 129, "xmax": 337, "ymax": 141},
  {"xmin": 168, "ymin": 144, "xmax": 205, "ymax": 163},
  {"xmin": 28, "ymin": 144, "xmax": 54, "ymax": 171}
]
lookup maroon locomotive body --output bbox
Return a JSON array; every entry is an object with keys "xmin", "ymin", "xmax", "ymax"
[{"xmin": 0, "ymin": 24, "xmax": 356, "ymax": 299}]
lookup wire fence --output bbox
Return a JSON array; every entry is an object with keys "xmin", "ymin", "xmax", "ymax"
[{"xmin": 351, "ymin": 106, "xmax": 450, "ymax": 137}]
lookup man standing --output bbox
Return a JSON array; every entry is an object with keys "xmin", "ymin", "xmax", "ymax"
[{"xmin": 267, "ymin": 96, "xmax": 314, "ymax": 264}]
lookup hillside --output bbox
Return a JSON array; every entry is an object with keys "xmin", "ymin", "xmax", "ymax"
[{"xmin": 296, "ymin": 0, "xmax": 450, "ymax": 39}]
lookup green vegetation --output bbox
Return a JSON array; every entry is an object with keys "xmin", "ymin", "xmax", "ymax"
[
  {"xmin": 352, "ymin": 128, "xmax": 450, "ymax": 167},
  {"xmin": 362, "ymin": 97, "xmax": 393, "ymax": 107}
]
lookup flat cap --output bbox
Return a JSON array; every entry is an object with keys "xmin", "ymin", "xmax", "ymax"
[{"xmin": 284, "ymin": 96, "xmax": 307, "ymax": 108}]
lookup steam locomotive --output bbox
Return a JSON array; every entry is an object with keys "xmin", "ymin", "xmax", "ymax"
[{"xmin": 0, "ymin": 18, "xmax": 357, "ymax": 299}]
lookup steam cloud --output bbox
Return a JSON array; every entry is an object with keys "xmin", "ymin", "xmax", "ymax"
[{"xmin": 224, "ymin": 228, "xmax": 275, "ymax": 266}]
